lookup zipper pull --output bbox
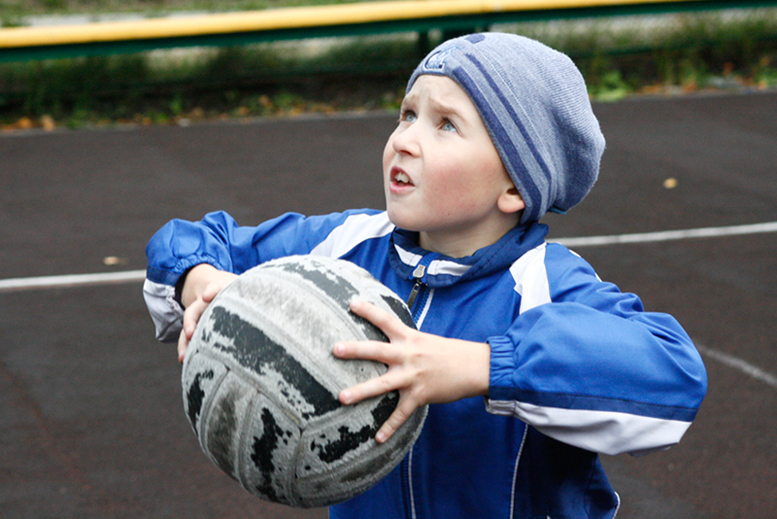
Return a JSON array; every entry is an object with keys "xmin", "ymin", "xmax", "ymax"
[{"xmin": 406, "ymin": 264, "xmax": 426, "ymax": 308}]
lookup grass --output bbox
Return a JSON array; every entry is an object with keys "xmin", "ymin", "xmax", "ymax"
[{"xmin": 2, "ymin": 5, "xmax": 777, "ymax": 130}]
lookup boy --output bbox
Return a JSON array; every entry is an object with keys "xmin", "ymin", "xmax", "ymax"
[{"xmin": 144, "ymin": 33, "xmax": 707, "ymax": 518}]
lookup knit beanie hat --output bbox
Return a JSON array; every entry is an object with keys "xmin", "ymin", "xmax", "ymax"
[{"xmin": 407, "ymin": 33, "xmax": 605, "ymax": 223}]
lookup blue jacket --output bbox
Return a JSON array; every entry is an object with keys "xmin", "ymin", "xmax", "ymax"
[{"xmin": 144, "ymin": 209, "xmax": 707, "ymax": 519}]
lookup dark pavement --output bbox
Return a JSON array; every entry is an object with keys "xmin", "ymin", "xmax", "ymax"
[{"xmin": 1, "ymin": 91, "xmax": 776, "ymax": 518}]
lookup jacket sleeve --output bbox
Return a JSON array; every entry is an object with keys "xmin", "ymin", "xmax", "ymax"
[
  {"xmin": 486, "ymin": 243, "xmax": 707, "ymax": 456},
  {"xmin": 143, "ymin": 209, "xmax": 385, "ymax": 342}
]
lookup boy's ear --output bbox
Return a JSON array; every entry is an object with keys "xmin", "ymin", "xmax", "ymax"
[{"xmin": 498, "ymin": 187, "xmax": 525, "ymax": 215}]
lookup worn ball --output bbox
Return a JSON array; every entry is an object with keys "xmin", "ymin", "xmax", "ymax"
[{"xmin": 182, "ymin": 255, "xmax": 427, "ymax": 508}]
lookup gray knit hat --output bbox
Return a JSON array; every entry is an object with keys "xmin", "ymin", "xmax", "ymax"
[{"xmin": 407, "ymin": 33, "xmax": 605, "ymax": 223}]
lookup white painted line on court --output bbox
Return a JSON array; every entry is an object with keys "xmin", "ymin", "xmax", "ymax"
[
  {"xmin": 0, "ymin": 269, "xmax": 146, "ymax": 292},
  {"xmin": 696, "ymin": 343, "xmax": 777, "ymax": 390},
  {"xmin": 552, "ymin": 221, "xmax": 777, "ymax": 248},
  {"xmin": 1, "ymin": 221, "xmax": 775, "ymax": 292}
]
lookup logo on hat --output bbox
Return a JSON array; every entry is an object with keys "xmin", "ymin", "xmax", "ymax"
[{"xmin": 422, "ymin": 46, "xmax": 459, "ymax": 72}]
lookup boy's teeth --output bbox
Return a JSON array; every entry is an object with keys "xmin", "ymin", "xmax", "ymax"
[{"xmin": 396, "ymin": 172, "xmax": 410, "ymax": 184}]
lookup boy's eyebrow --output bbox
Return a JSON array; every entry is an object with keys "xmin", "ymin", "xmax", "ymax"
[
  {"xmin": 400, "ymin": 91, "xmax": 417, "ymax": 110},
  {"xmin": 402, "ymin": 92, "xmax": 463, "ymax": 119},
  {"xmin": 429, "ymin": 98, "xmax": 461, "ymax": 118}
]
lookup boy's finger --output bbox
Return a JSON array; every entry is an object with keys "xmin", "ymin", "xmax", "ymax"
[
  {"xmin": 349, "ymin": 299, "xmax": 405, "ymax": 337},
  {"xmin": 178, "ymin": 296, "xmax": 211, "ymax": 364},
  {"xmin": 177, "ymin": 329, "xmax": 188, "ymax": 363},
  {"xmin": 375, "ymin": 400, "xmax": 415, "ymax": 444},
  {"xmin": 333, "ymin": 340, "xmax": 397, "ymax": 363},
  {"xmin": 338, "ymin": 370, "xmax": 403, "ymax": 406},
  {"xmin": 182, "ymin": 298, "xmax": 207, "ymax": 336},
  {"xmin": 202, "ymin": 281, "xmax": 223, "ymax": 302},
  {"xmin": 338, "ymin": 380, "xmax": 384, "ymax": 406}
]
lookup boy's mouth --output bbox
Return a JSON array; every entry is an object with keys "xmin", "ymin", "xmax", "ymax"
[{"xmin": 391, "ymin": 168, "xmax": 414, "ymax": 186}]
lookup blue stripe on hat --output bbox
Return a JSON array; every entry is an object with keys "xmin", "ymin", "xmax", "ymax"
[
  {"xmin": 452, "ymin": 62, "xmax": 550, "ymax": 222},
  {"xmin": 469, "ymin": 54, "xmax": 554, "ymax": 188}
]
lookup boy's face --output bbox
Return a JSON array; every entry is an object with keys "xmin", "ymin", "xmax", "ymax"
[{"xmin": 383, "ymin": 75, "xmax": 522, "ymax": 256}]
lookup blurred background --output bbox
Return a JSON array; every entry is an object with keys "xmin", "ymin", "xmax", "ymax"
[
  {"xmin": 1, "ymin": 2, "xmax": 776, "ymax": 519},
  {"xmin": 2, "ymin": 0, "xmax": 777, "ymax": 130}
]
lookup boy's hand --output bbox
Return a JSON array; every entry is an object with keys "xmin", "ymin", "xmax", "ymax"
[
  {"xmin": 334, "ymin": 299, "xmax": 490, "ymax": 443},
  {"xmin": 178, "ymin": 264, "xmax": 238, "ymax": 363}
]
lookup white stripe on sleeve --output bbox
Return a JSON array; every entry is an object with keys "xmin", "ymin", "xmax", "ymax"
[
  {"xmin": 487, "ymin": 399, "xmax": 691, "ymax": 456},
  {"xmin": 509, "ymin": 243, "xmax": 551, "ymax": 314},
  {"xmin": 311, "ymin": 212, "xmax": 394, "ymax": 258}
]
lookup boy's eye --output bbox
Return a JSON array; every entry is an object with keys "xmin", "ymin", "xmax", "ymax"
[
  {"xmin": 400, "ymin": 109, "xmax": 417, "ymax": 123},
  {"xmin": 441, "ymin": 119, "xmax": 457, "ymax": 132}
]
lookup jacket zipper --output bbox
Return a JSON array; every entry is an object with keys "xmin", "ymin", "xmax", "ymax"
[
  {"xmin": 406, "ymin": 264, "xmax": 426, "ymax": 309},
  {"xmin": 400, "ymin": 451, "xmax": 413, "ymax": 519},
  {"xmin": 403, "ymin": 262, "xmax": 428, "ymax": 518}
]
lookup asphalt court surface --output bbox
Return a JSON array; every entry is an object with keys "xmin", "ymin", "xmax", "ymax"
[{"xmin": 1, "ymin": 91, "xmax": 776, "ymax": 518}]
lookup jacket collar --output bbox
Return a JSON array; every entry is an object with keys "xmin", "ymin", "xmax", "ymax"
[{"xmin": 388, "ymin": 222, "xmax": 549, "ymax": 288}]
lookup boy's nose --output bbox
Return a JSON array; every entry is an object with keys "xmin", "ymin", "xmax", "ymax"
[{"xmin": 391, "ymin": 125, "xmax": 421, "ymax": 157}]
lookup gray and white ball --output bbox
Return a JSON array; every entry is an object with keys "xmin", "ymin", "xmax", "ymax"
[{"xmin": 182, "ymin": 255, "xmax": 427, "ymax": 508}]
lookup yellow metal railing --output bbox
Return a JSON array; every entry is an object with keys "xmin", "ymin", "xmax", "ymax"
[{"xmin": 1, "ymin": 0, "xmax": 776, "ymax": 61}]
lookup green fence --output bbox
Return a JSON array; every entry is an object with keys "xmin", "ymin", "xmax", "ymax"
[{"xmin": 3, "ymin": 0, "xmax": 777, "ymax": 62}]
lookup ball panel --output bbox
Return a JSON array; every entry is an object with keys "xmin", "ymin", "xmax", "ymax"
[
  {"xmin": 205, "ymin": 305, "xmax": 342, "ymax": 421},
  {"xmin": 271, "ymin": 257, "xmax": 386, "ymax": 343},
  {"xmin": 295, "ymin": 389, "xmax": 426, "ymax": 507},
  {"xmin": 225, "ymin": 267, "xmax": 388, "ymax": 390},
  {"xmin": 292, "ymin": 412, "xmax": 424, "ymax": 509},
  {"xmin": 269, "ymin": 255, "xmax": 414, "ymax": 340},
  {"xmin": 304, "ymin": 389, "xmax": 397, "ymax": 467},
  {"xmin": 200, "ymin": 371, "xmax": 255, "ymax": 481},
  {"xmin": 181, "ymin": 350, "xmax": 229, "ymax": 436},
  {"xmin": 182, "ymin": 255, "xmax": 428, "ymax": 508},
  {"xmin": 192, "ymin": 261, "xmax": 396, "ymax": 423},
  {"xmin": 237, "ymin": 393, "xmax": 301, "ymax": 505}
]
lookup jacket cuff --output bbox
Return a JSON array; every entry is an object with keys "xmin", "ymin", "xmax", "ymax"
[
  {"xmin": 486, "ymin": 335, "xmax": 517, "ymax": 395},
  {"xmin": 143, "ymin": 279, "xmax": 184, "ymax": 343}
]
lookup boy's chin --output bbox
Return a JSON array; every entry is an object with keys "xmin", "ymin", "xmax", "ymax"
[{"xmin": 386, "ymin": 209, "xmax": 421, "ymax": 232}]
